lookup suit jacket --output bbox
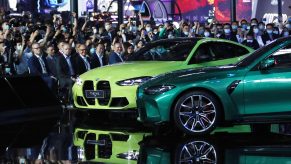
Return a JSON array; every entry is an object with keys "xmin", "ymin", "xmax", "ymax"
[
  {"xmin": 90, "ymin": 53, "xmax": 108, "ymax": 69},
  {"xmin": 46, "ymin": 55, "xmax": 57, "ymax": 77},
  {"xmin": 56, "ymin": 54, "xmax": 75, "ymax": 79},
  {"xmin": 27, "ymin": 54, "xmax": 50, "ymax": 76},
  {"xmin": 72, "ymin": 54, "xmax": 91, "ymax": 76},
  {"xmin": 108, "ymin": 52, "xmax": 123, "ymax": 65},
  {"xmin": 262, "ymin": 33, "xmax": 279, "ymax": 45}
]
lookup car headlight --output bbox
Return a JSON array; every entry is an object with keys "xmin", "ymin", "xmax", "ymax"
[
  {"xmin": 144, "ymin": 85, "xmax": 176, "ymax": 95},
  {"xmin": 116, "ymin": 76, "xmax": 152, "ymax": 86},
  {"xmin": 76, "ymin": 77, "xmax": 83, "ymax": 86}
]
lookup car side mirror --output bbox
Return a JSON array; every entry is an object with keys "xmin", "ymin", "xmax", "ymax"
[{"xmin": 259, "ymin": 58, "xmax": 275, "ymax": 70}]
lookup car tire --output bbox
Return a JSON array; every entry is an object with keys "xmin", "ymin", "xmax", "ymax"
[
  {"xmin": 173, "ymin": 91, "xmax": 221, "ymax": 135},
  {"xmin": 251, "ymin": 124, "xmax": 271, "ymax": 134}
]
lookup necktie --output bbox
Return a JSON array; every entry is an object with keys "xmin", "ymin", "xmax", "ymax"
[
  {"xmin": 97, "ymin": 54, "xmax": 103, "ymax": 66},
  {"xmin": 38, "ymin": 57, "xmax": 47, "ymax": 74},
  {"xmin": 83, "ymin": 57, "xmax": 90, "ymax": 70},
  {"xmin": 66, "ymin": 56, "xmax": 74, "ymax": 76}
]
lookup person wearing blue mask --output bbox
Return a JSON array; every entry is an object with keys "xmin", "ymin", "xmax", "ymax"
[
  {"xmin": 221, "ymin": 23, "xmax": 238, "ymax": 42},
  {"xmin": 262, "ymin": 23, "xmax": 279, "ymax": 45},
  {"xmin": 242, "ymin": 32, "xmax": 260, "ymax": 50},
  {"xmin": 280, "ymin": 27, "xmax": 290, "ymax": 38},
  {"xmin": 252, "ymin": 25, "xmax": 264, "ymax": 47},
  {"xmin": 231, "ymin": 21, "xmax": 239, "ymax": 34}
]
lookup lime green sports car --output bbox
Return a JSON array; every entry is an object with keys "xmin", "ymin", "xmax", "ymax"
[
  {"xmin": 74, "ymin": 127, "xmax": 151, "ymax": 163},
  {"xmin": 137, "ymin": 36, "xmax": 291, "ymax": 135},
  {"xmin": 73, "ymin": 38, "xmax": 253, "ymax": 119}
]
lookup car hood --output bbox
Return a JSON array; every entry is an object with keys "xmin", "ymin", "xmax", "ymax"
[
  {"xmin": 142, "ymin": 65, "xmax": 240, "ymax": 86},
  {"xmin": 79, "ymin": 61, "xmax": 184, "ymax": 81}
]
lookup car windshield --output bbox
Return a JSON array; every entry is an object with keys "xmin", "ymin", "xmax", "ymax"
[{"xmin": 128, "ymin": 41, "xmax": 196, "ymax": 61}]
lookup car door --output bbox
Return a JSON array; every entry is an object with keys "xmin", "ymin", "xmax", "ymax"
[{"xmin": 244, "ymin": 44, "xmax": 291, "ymax": 115}]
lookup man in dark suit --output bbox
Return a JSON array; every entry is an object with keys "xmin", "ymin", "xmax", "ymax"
[
  {"xmin": 262, "ymin": 23, "xmax": 279, "ymax": 45},
  {"xmin": 108, "ymin": 42, "xmax": 124, "ymax": 64},
  {"xmin": 55, "ymin": 42, "xmax": 75, "ymax": 104},
  {"xmin": 72, "ymin": 44, "xmax": 91, "ymax": 76},
  {"xmin": 28, "ymin": 43, "xmax": 55, "ymax": 89},
  {"xmin": 90, "ymin": 43, "xmax": 108, "ymax": 69},
  {"xmin": 46, "ymin": 45, "xmax": 57, "ymax": 77}
]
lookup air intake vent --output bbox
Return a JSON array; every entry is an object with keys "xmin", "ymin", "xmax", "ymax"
[
  {"xmin": 110, "ymin": 98, "xmax": 129, "ymax": 107},
  {"xmin": 84, "ymin": 133, "xmax": 96, "ymax": 160},
  {"xmin": 83, "ymin": 81, "xmax": 95, "ymax": 105},
  {"xmin": 96, "ymin": 81, "xmax": 111, "ymax": 106},
  {"xmin": 98, "ymin": 134, "xmax": 112, "ymax": 159}
]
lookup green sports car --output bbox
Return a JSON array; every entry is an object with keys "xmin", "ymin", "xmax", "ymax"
[
  {"xmin": 74, "ymin": 127, "xmax": 151, "ymax": 163},
  {"xmin": 73, "ymin": 38, "xmax": 253, "ymax": 118},
  {"xmin": 137, "ymin": 36, "xmax": 291, "ymax": 135}
]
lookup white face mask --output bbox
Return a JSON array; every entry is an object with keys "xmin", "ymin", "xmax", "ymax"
[
  {"xmin": 16, "ymin": 45, "xmax": 22, "ymax": 51},
  {"xmin": 204, "ymin": 32, "xmax": 210, "ymax": 37},
  {"xmin": 146, "ymin": 27, "xmax": 151, "ymax": 32},
  {"xmin": 253, "ymin": 28, "xmax": 259, "ymax": 34},
  {"xmin": 26, "ymin": 52, "xmax": 33, "ymax": 58},
  {"xmin": 183, "ymin": 31, "xmax": 189, "ymax": 36}
]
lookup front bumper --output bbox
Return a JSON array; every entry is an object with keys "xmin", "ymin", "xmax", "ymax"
[{"xmin": 73, "ymin": 80, "xmax": 137, "ymax": 110}]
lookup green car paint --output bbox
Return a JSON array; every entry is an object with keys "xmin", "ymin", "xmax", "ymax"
[
  {"xmin": 73, "ymin": 127, "xmax": 151, "ymax": 163},
  {"xmin": 72, "ymin": 38, "xmax": 253, "ymax": 113},
  {"xmin": 137, "ymin": 36, "xmax": 291, "ymax": 135}
]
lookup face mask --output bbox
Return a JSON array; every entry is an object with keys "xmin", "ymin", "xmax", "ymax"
[
  {"xmin": 62, "ymin": 27, "xmax": 67, "ymax": 33},
  {"xmin": 242, "ymin": 24, "xmax": 247, "ymax": 29},
  {"xmin": 146, "ymin": 27, "xmax": 151, "ymax": 32},
  {"xmin": 16, "ymin": 45, "xmax": 22, "ymax": 51},
  {"xmin": 232, "ymin": 25, "xmax": 238, "ymax": 30},
  {"xmin": 259, "ymin": 25, "xmax": 265, "ymax": 30},
  {"xmin": 90, "ymin": 48, "xmax": 96, "ymax": 54},
  {"xmin": 153, "ymin": 31, "xmax": 158, "ymax": 35},
  {"xmin": 204, "ymin": 32, "xmax": 210, "ymax": 37},
  {"xmin": 273, "ymin": 30, "xmax": 279, "ymax": 35},
  {"xmin": 168, "ymin": 34, "xmax": 174, "ymax": 39},
  {"xmin": 267, "ymin": 29, "xmax": 273, "ymax": 34},
  {"xmin": 26, "ymin": 52, "xmax": 33, "ymax": 58},
  {"xmin": 105, "ymin": 25, "xmax": 111, "ymax": 31},
  {"xmin": 251, "ymin": 23, "xmax": 257, "ymax": 26},
  {"xmin": 159, "ymin": 27, "xmax": 164, "ymax": 31},
  {"xmin": 224, "ymin": 29, "xmax": 231, "ymax": 34},
  {"xmin": 284, "ymin": 32, "xmax": 289, "ymax": 37},
  {"xmin": 3, "ymin": 25, "xmax": 9, "ymax": 30},
  {"xmin": 183, "ymin": 32, "xmax": 189, "ymax": 36},
  {"xmin": 253, "ymin": 28, "xmax": 259, "ymax": 34},
  {"xmin": 247, "ymin": 39, "xmax": 253, "ymax": 43}
]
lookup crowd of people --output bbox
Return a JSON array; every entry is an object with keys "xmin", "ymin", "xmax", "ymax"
[{"xmin": 0, "ymin": 9, "xmax": 291, "ymax": 100}]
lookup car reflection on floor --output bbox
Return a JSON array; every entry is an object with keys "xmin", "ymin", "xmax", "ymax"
[{"xmin": 1, "ymin": 123, "xmax": 291, "ymax": 163}]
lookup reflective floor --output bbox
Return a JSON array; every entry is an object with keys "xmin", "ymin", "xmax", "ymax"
[{"xmin": 1, "ymin": 110, "xmax": 291, "ymax": 164}]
